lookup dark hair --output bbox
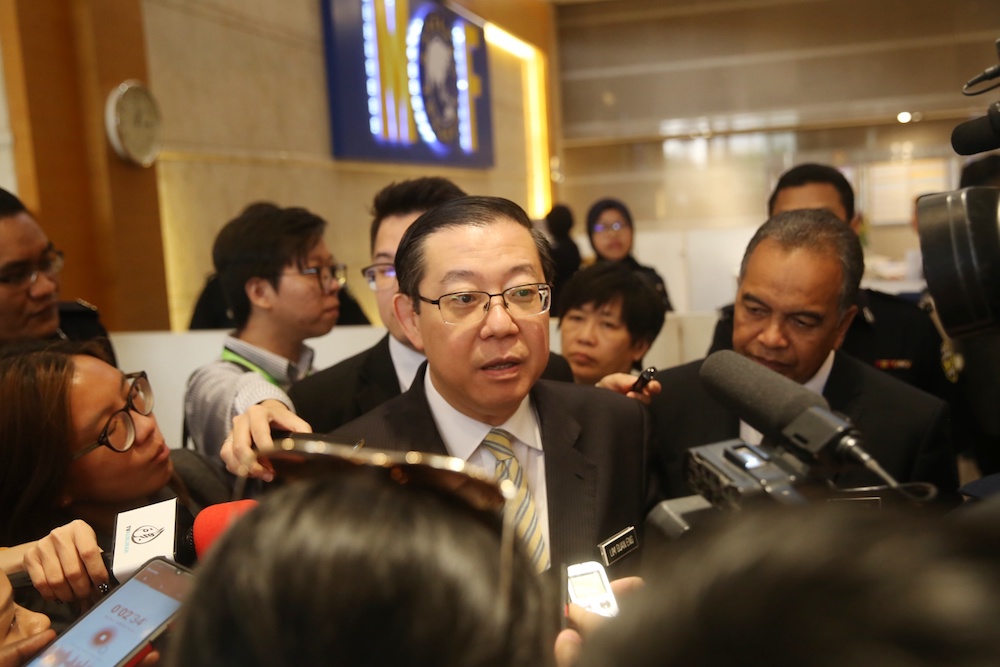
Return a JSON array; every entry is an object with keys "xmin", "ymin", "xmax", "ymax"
[
  {"xmin": 959, "ymin": 154, "xmax": 1000, "ymax": 188},
  {"xmin": 369, "ymin": 177, "xmax": 467, "ymax": 254},
  {"xmin": 546, "ymin": 204, "xmax": 574, "ymax": 239},
  {"xmin": 169, "ymin": 475, "xmax": 555, "ymax": 667},
  {"xmin": 394, "ymin": 196, "xmax": 554, "ymax": 310},
  {"xmin": 0, "ymin": 340, "xmax": 109, "ymax": 544},
  {"xmin": 558, "ymin": 263, "xmax": 665, "ymax": 365},
  {"xmin": 585, "ymin": 198, "xmax": 633, "ymax": 258},
  {"xmin": 740, "ymin": 208, "xmax": 863, "ymax": 315},
  {"xmin": 0, "ymin": 187, "xmax": 28, "ymax": 219},
  {"xmin": 767, "ymin": 163, "xmax": 856, "ymax": 222},
  {"xmin": 580, "ymin": 506, "xmax": 1000, "ymax": 667},
  {"xmin": 213, "ymin": 203, "xmax": 327, "ymax": 329}
]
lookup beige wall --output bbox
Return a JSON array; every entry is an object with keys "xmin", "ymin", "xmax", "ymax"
[
  {"xmin": 142, "ymin": 0, "xmax": 554, "ymax": 328},
  {"xmin": 554, "ymin": 0, "xmax": 1000, "ymax": 310}
]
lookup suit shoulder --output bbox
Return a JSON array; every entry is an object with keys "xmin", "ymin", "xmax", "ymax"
[
  {"xmin": 845, "ymin": 353, "xmax": 946, "ymax": 409},
  {"xmin": 863, "ymin": 289, "xmax": 932, "ymax": 323},
  {"xmin": 293, "ymin": 345, "xmax": 373, "ymax": 392},
  {"xmin": 656, "ymin": 359, "xmax": 705, "ymax": 385}
]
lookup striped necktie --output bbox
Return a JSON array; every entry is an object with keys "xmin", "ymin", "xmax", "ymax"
[{"xmin": 481, "ymin": 428, "xmax": 551, "ymax": 573}]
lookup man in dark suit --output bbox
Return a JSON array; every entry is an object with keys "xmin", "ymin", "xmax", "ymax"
[
  {"xmin": 224, "ymin": 196, "xmax": 650, "ymax": 575},
  {"xmin": 289, "ymin": 177, "xmax": 572, "ymax": 433},
  {"xmin": 708, "ymin": 163, "xmax": 949, "ymax": 400},
  {"xmin": 652, "ymin": 208, "xmax": 957, "ymax": 502},
  {"xmin": 0, "ymin": 187, "xmax": 116, "ymax": 364}
]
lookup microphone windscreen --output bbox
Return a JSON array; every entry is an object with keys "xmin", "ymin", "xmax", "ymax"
[
  {"xmin": 951, "ymin": 103, "xmax": 1000, "ymax": 156},
  {"xmin": 700, "ymin": 350, "xmax": 829, "ymax": 439},
  {"xmin": 193, "ymin": 499, "xmax": 258, "ymax": 560}
]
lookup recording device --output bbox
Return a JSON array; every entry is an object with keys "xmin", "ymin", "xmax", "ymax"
[
  {"xmin": 951, "ymin": 102, "xmax": 1000, "ymax": 156},
  {"xmin": 26, "ymin": 557, "xmax": 193, "ymax": 667},
  {"xmin": 686, "ymin": 351, "xmax": 907, "ymax": 510},
  {"xmin": 630, "ymin": 367, "xmax": 657, "ymax": 393},
  {"xmin": 566, "ymin": 561, "xmax": 619, "ymax": 618}
]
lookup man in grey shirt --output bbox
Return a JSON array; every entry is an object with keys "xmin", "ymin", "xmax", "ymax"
[{"xmin": 184, "ymin": 203, "xmax": 344, "ymax": 464}]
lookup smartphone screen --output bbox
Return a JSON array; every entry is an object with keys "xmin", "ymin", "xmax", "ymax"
[{"xmin": 28, "ymin": 558, "xmax": 191, "ymax": 667}]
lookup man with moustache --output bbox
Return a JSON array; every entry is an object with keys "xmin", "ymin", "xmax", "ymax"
[{"xmin": 652, "ymin": 208, "xmax": 957, "ymax": 502}]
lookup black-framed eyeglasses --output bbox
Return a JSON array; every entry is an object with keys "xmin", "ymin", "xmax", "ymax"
[
  {"xmin": 360, "ymin": 263, "xmax": 397, "ymax": 291},
  {"xmin": 71, "ymin": 372, "xmax": 154, "ymax": 461},
  {"xmin": 0, "ymin": 248, "xmax": 64, "ymax": 288},
  {"xmin": 592, "ymin": 221, "xmax": 630, "ymax": 234},
  {"xmin": 286, "ymin": 263, "xmax": 347, "ymax": 293},
  {"xmin": 418, "ymin": 283, "xmax": 551, "ymax": 325}
]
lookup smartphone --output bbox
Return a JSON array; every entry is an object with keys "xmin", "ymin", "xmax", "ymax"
[
  {"xmin": 27, "ymin": 557, "xmax": 193, "ymax": 667},
  {"xmin": 630, "ymin": 367, "xmax": 657, "ymax": 393},
  {"xmin": 566, "ymin": 561, "xmax": 619, "ymax": 618}
]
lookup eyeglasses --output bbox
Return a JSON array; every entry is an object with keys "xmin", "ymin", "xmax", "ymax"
[
  {"xmin": 253, "ymin": 433, "xmax": 519, "ymax": 608},
  {"xmin": 592, "ymin": 221, "xmax": 630, "ymax": 234},
  {"xmin": 360, "ymin": 263, "xmax": 397, "ymax": 291},
  {"xmin": 71, "ymin": 372, "xmax": 154, "ymax": 461},
  {"xmin": 418, "ymin": 283, "xmax": 551, "ymax": 325},
  {"xmin": 0, "ymin": 249, "xmax": 64, "ymax": 288},
  {"xmin": 286, "ymin": 263, "xmax": 347, "ymax": 293}
]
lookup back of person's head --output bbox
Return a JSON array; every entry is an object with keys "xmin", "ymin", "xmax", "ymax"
[
  {"xmin": 580, "ymin": 506, "xmax": 1000, "ymax": 667},
  {"xmin": 169, "ymin": 474, "xmax": 554, "ymax": 667},
  {"xmin": 558, "ymin": 262, "xmax": 665, "ymax": 353},
  {"xmin": 585, "ymin": 199, "xmax": 633, "ymax": 249},
  {"xmin": 741, "ymin": 208, "xmax": 863, "ymax": 315},
  {"xmin": 0, "ymin": 187, "xmax": 28, "ymax": 220},
  {"xmin": 369, "ymin": 177, "xmax": 467, "ymax": 253},
  {"xmin": 546, "ymin": 204, "xmax": 574, "ymax": 239},
  {"xmin": 959, "ymin": 154, "xmax": 1000, "ymax": 188},
  {"xmin": 213, "ymin": 202, "xmax": 327, "ymax": 329},
  {"xmin": 0, "ymin": 340, "xmax": 108, "ymax": 544},
  {"xmin": 395, "ymin": 195, "xmax": 554, "ymax": 304},
  {"xmin": 768, "ymin": 163, "xmax": 856, "ymax": 221}
]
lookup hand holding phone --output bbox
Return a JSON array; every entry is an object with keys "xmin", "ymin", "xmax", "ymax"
[
  {"xmin": 566, "ymin": 561, "xmax": 619, "ymax": 618},
  {"xmin": 27, "ymin": 558, "xmax": 192, "ymax": 667}
]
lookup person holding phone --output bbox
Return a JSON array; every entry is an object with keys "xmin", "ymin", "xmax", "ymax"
[{"xmin": 0, "ymin": 341, "xmax": 228, "ymax": 626}]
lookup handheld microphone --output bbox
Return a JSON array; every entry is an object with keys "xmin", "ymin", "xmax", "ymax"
[
  {"xmin": 951, "ymin": 102, "xmax": 1000, "ymax": 156},
  {"xmin": 192, "ymin": 499, "xmax": 257, "ymax": 560}
]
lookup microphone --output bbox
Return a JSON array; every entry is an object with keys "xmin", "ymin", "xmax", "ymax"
[
  {"xmin": 7, "ymin": 500, "xmax": 258, "ymax": 590},
  {"xmin": 193, "ymin": 499, "xmax": 257, "ymax": 560},
  {"xmin": 951, "ymin": 102, "xmax": 1000, "ymax": 156},
  {"xmin": 111, "ymin": 499, "xmax": 258, "ymax": 581},
  {"xmin": 699, "ymin": 351, "xmax": 872, "ymax": 470}
]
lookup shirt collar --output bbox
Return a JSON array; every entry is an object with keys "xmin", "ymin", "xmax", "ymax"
[
  {"xmin": 423, "ymin": 370, "xmax": 540, "ymax": 461},
  {"xmin": 388, "ymin": 334, "xmax": 427, "ymax": 392},
  {"xmin": 223, "ymin": 334, "xmax": 315, "ymax": 388}
]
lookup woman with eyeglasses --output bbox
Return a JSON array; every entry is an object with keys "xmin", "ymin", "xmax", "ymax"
[
  {"xmin": 0, "ymin": 340, "xmax": 227, "ymax": 627},
  {"xmin": 585, "ymin": 198, "xmax": 673, "ymax": 312}
]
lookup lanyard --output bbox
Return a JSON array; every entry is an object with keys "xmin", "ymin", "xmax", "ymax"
[{"xmin": 221, "ymin": 347, "xmax": 281, "ymax": 387}]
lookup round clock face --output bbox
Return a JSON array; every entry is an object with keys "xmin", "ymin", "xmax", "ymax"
[{"xmin": 105, "ymin": 80, "xmax": 162, "ymax": 167}]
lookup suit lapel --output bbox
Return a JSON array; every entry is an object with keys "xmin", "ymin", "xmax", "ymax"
[
  {"xmin": 822, "ymin": 352, "xmax": 863, "ymax": 417},
  {"xmin": 395, "ymin": 364, "xmax": 449, "ymax": 455},
  {"xmin": 531, "ymin": 382, "xmax": 597, "ymax": 568},
  {"xmin": 357, "ymin": 335, "xmax": 403, "ymax": 414}
]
